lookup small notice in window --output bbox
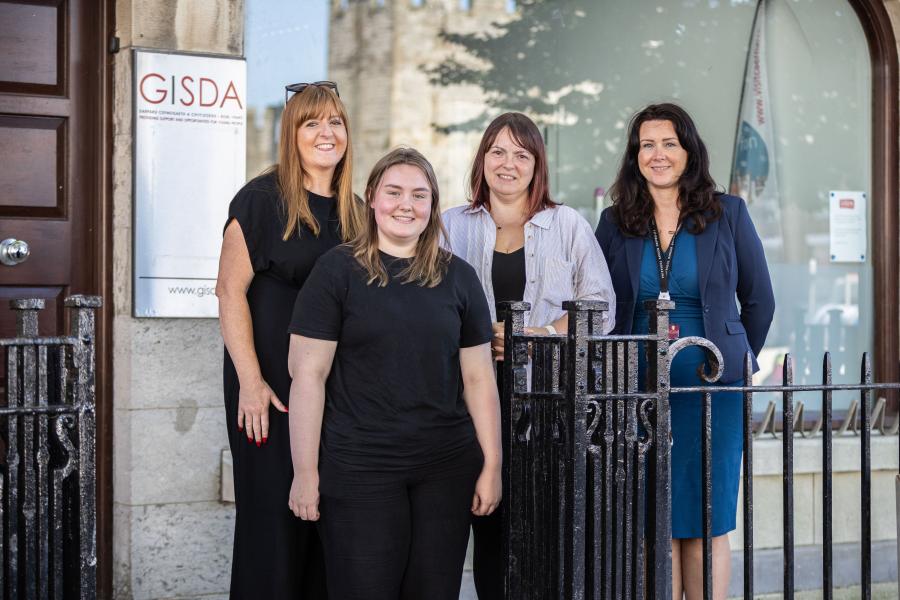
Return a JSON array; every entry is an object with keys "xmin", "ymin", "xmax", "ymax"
[{"xmin": 828, "ymin": 191, "xmax": 866, "ymax": 263}]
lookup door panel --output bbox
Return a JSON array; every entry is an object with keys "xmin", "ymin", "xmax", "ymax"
[
  {"xmin": 0, "ymin": 115, "xmax": 66, "ymax": 214},
  {"xmin": 0, "ymin": 0, "xmax": 93, "ymax": 325},
  {"xmin": 0, "ymin": 1, "xmax": 64, "ymax": 93}
]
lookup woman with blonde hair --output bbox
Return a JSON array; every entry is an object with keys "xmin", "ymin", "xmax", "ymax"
[
  {"xmin": 216, "ymin": 81, "xmax": 362, "ymax": 598},
  {"xmin": 287, "ymin": 147, "xmax": 502, "ymax": 599}
]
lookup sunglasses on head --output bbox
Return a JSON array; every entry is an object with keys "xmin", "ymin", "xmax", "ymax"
[{"xmin": 284, "ymin": 81, "xmax": 340, "ymax": 103}]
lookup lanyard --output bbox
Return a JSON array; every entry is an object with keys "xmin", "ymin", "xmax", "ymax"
[{"xmin": 649, "ymin": 219, "xmax": 681, "ymax": 300}]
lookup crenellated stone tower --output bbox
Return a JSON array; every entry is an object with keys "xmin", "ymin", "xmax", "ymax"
[{"xmin": 329, "ymin": 0, "xmax": 513, "ymax": 206}]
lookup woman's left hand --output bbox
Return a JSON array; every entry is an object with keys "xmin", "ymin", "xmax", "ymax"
[{"xmin": 471, "ymin": 464, "xmax": 502, "ymax": 516}]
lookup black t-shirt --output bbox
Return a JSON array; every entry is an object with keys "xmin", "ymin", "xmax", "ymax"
[
  {"xmin": 288, "ymin": 245, "xmax": 493, "ymax": 470},
  {"xmin": 223, "ymin": 173, "xmax": 342, "ymax": 416},
  {"xmin": 491, "ymin": 247, "xmax": 526, "ymax": 321}
]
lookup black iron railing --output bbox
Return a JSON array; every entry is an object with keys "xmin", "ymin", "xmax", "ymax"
[
  {"xmin": 1, "ymin": 296, "xmax": 100, "ymax": 599},
  {"xmin": 500, "ymin": 299, "xmax": 900, "ymax": 600}
]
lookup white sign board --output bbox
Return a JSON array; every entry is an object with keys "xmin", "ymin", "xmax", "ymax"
[
  {"xmin": 828, "ymin": 190, "xmax": 867, "ymax": 263},
  {"xmin": 133, "ymin": 50, "xmax": 246, "ymax": 317}
]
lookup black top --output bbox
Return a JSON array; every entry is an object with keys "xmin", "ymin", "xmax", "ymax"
[
  {"xmin": 288, "ymin": 246, "xmax": 493, "ymax": 470},
  {"xmin": 491, "ymin": 247, "xmax": 526, "ymax": 320},
  {"xmin": 223, "ymin": 172, "xmax": 341, "ymax": 411}
]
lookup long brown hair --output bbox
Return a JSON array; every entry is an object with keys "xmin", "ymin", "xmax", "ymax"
[
  {"xmin": 469, "ymin": 112, "xmax": 558, "ymax": 219},
  {"xmin": 351, "ymin": 147, "xmax": 451, "ymax": 287},
  {"xmin": 609, "ymin": 103, "xmax": 721, "ymax": 236},
  {"xmin": 272, "ymin": 85, "xmax": 364, "ymax": 241}
]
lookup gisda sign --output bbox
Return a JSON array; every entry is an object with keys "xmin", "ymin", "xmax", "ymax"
[{"xmin": 133, "ymin": 49, "xmax": 246, "ymax": 317}]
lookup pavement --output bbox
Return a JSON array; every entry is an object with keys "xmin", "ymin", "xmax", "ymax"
[{"xmin": 458, "ymin": 580, "xmax": 897, "ymax": 599}]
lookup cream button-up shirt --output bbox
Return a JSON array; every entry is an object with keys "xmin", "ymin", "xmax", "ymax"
[{"xmin": 442, "ymin": 203, "xmax": 616, "ymax": 333}]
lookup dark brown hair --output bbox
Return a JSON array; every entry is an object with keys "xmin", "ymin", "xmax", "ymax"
[
  {"xmin": 609, "ymin": 103, "xmax": 721, "ymax": 236},
  {"xmin": 469, "ymin": 112, "xmax": 558, "ymax": 219},
  {"xmin": 351, "ymin": 147, "xmax": 451, "ymax": 287}
]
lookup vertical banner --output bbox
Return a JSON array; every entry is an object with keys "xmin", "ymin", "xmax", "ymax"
[
  {"xmin": 729, "ymin": 0, "xmax": 783, "ymax": 256},
  {"xmin": 133, "ymin": 50, "xmax": 246, "ymax": 317}
]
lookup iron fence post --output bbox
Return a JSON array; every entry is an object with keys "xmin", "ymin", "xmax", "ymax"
[
  {"xmin": 562, "ymin": 300, "xmax": 608, "ymax": 600},
  {"xmin": 65, "ymin": 295, "xmax": 101, "ymax": 600},
  {"xmin": 645, "ymin": 298, "xmax": 674, "ymax": 600},
  {"xmin": 501, "ymin": 301, "xmax": 529, "ymax": 598}
]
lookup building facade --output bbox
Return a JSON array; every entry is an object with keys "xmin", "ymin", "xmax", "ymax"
[{"xmin": 0, "ymin": 0, "xmax": 898, "ymax": 598}]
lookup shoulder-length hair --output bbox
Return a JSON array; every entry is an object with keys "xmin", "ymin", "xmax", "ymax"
[
  {"xmin": 609, "ymin": 103, "xmax": 720, "ymax": 237},
  {"xmin": 469, "ymin": 112, "xmax": 558, "ymax": 219},
  {"xmin": 271, "ymin": 85, "xmax": 364, "ymax": 242},
  {"xmin": 351, "ymin": 147, "xmax": 451, "ymax": 288}
]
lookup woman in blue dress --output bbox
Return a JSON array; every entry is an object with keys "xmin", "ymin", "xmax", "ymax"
[{"xmin": 595, "ymin": 103, "xmax": 774, "ymax": 600}]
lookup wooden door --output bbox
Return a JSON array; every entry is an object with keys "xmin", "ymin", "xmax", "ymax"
[
  {"xmin": 0, "ymin": 1, "xmax": 109, "ymax": 596},
  {"xmin": 0, "ymin": 0, "xmax": 101, "ymax": 337}
]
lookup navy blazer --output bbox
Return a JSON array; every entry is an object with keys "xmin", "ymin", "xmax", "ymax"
[{"xmin": 595, "ymin": 194, "xmax": 775, "ymax": 383}]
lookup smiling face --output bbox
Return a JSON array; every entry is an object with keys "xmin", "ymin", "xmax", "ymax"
[
  {"xmin": 295, "ymin": 112, "xmax": 348, "ymax": 175},
  {"xmin": 483, "ymin": 127, "xmax": 536, "ymax": 204},
  {"xmin": 371, "ymin": 164, "xmax": 433, "ymax": 251},
  {"xmin": 637, "ymin": 119, "xmax": 688, "ymax": 195}
]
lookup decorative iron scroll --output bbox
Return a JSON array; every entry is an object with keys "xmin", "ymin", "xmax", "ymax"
[{"xmin": 1, "ymin": 296, "xmax": 100, "ymax": 599}]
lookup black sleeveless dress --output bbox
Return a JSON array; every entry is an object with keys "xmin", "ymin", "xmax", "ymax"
[{"xmin": 223, "ymin": 171, "xmax": 339, "ymax": 599}]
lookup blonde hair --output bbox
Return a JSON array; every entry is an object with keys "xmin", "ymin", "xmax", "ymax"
[
  {"xmin": 351, "ymin": 147, "xmax": 451, "ymax": 287},
  {"xmin": 272, "ymin": 85, "xmax": 364, "ymax": 241}
]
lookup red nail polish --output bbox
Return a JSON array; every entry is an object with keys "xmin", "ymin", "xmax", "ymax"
[
  {"xmin": 256, "ymin": 439, "xmax": 261, "ymax": 447},
  {"xmin": 237, "ymin": 423, "xmax": 243, "ymax": 432},
  {"xmin": 262, "ymin": 437, "xmax": 268, "ymax": 444}
]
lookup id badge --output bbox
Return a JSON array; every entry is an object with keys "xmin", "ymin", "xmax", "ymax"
[{"xmin": 668, "ymin": 323, "xmax": 680, "ymax": 340}]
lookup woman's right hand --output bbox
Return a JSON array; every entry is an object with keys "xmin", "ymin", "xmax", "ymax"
[
  {"xmin": 237, "ymin": 378, "xmax": 287, "ymax": 446},
  {"xmin": 288, "ymin": 470, "xmax": 320, "ymax": 521}
]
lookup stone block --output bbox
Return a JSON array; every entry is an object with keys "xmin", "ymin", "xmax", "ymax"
[
  {"xmin": 732, "ymin": 470, "xmax": 816, "ymax": 549},
  {"xmin": 118, "ymin": 0, "xmax": 242, "ymax": 55},
  {"xmin": 116, "ymin": 317, "xmax": 223, "ymax": 410},
  {"xmin": 113, "ymin": 502, "xmax": 134, "ymax": 599},
  {"xmin": 125, "ymin": 501, "xmax": 234, "ymax": 600},
  {"xmin": 114, "ymin": 407, "xmax": 134, "ymax": 504},
  {"xmin": 120, "ymin": 406, "xmax": 228, "ymax": 505},
  {"xmin": 811, "ymin": 469, "xmax": 897, "ymax": 545},
  {"xmin": 221, "ymin": 449, "xmax": 235, "ymax": 503}
]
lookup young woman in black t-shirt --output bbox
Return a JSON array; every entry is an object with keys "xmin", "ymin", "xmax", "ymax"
[
  {"xmin": 216, "ymin": 83, "xmax": 364, "ymax": 599},
  {"xmin": 287, "ymin": 147, "xmax": 502, "ymax": 600}
]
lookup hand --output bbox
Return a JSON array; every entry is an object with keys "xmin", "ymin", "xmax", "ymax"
[
  {"xmin": 491, "ymin": 322, "xmax": 505, "ymax": 361},
  {"xmin": 237, "ymin": 378, "xmax": 287, "ymax": 446},
  {"xmin": 288, "ymin": 470, "xmax": 320, "ymax": 521},
  {"xmin": 494, "ymin": 324, "xmax": 554, "ymax": 362},
  {"xmin": 471, "ymin": 464, "xmax": 502, "ymax": 516}
]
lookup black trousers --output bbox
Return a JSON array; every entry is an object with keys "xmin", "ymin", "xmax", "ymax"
[
  {"xmin": 225, "ymin": 397, "xmax": 328, "ymax": 599},
  {"xmin": 472, "ymin": 363, "xmax": 507, "ymax": 599},
  {"xmin": 317, "ymin": 443, "xmax": 482, "ymax": 600},
  {"xmin": 472, "ymin": 511, "xmax": 504, "ymax": 599}
]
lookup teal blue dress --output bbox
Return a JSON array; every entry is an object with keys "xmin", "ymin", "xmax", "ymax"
[{"xmin": 633, "ymin": 231, "xmax": 743, "ymax": 538}]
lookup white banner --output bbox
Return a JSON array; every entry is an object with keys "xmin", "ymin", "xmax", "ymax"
[
  {"xmin": 729, "ymin": 0, "xmax": 783, "ymax": 255},
  {"xmin": 133, "ymin": 50, "xmax": 246, "ymax": 317}
]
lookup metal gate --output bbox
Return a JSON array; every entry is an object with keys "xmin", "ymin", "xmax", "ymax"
[
  {"xmin": 500, "ymin": 298, "xmax": 900, "ymax": 600},
  {"xmin": 0, "ymin": 296, "xmax": 100, "ymax": 599}
]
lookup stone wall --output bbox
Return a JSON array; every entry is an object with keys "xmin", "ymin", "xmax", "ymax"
[{"xmin": 111, "ymin": 2, "xmax": 243, "ymax": 598}]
